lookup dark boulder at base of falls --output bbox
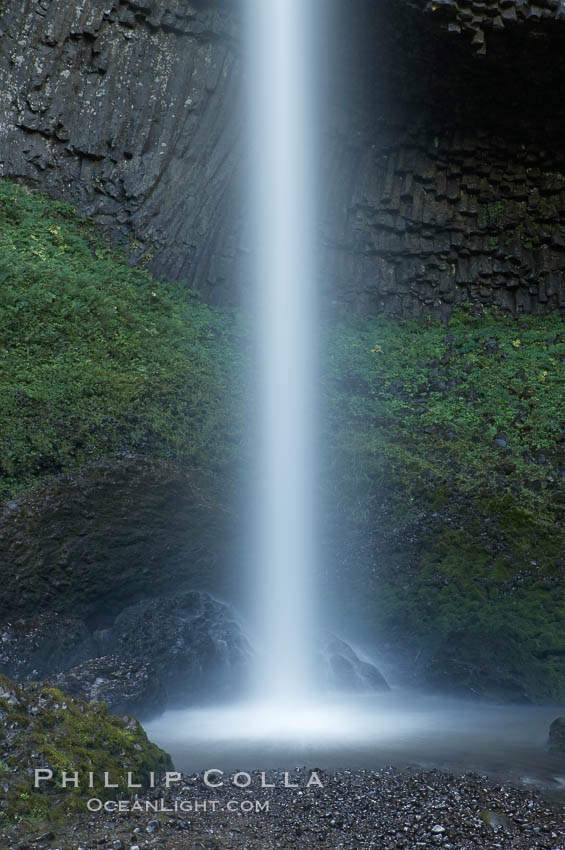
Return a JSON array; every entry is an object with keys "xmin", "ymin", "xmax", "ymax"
[
  {"xmin": 549, "ymin": 717, "xmax": 565, "ymax": 754},
  {"xmin": 0, "ymin": 592, "xmax": 253, "ymax": 715},
  {"xmin": 51, "ymin": 655, "xmax": 167, "ymax": 719},
  {"xmin": 0, "ymin": 613, "xmax": 96, "ymax": 682},
  {"xmin": 0, "ymin": 457, "xmax": 228, "ymax": 622},
  {"xmin": 320, "ymin": 635, "xmax": 389, "ymax": 692},
  {"xmin": 108, "ymin": 590, "xmax": 254, "ymax": 705}
]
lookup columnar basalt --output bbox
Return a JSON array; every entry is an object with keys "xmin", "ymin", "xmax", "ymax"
[
  {"xmin": 0, "ymin": 0, "xmax": 242, "ymax": 301},
  {"xmin": 1, "ymin": 0, "xmax": 565, "ymax": 317},
  {"xmin": 422, "ymin": 0, "xmax": 565, "ymax": 54},
  {"xmin": 320, "ymin": 124, "xmax": 565, "ymax": 319},
  {"xmin": 319, "ymin": 0, "xmax": 565, "ymax": 317}
]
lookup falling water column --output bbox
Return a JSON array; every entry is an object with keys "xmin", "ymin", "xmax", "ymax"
[{"xmin": 248, "ymin": 0, "xmax": 319, "ymax": 702}]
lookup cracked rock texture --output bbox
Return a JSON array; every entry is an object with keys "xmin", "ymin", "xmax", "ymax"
[
  {"xmin": 318, "ymin": 0, "xmax": 565, "ymax": 317},
  {"xmin": 2, "ymin": 0, "xmax": 565, "ymax": 317},
  {"xmin": 0, "ymin": 0, "xmax": 243, "ymax": 302},
  {"xmin": 422, "ymin": 0, "xmax": 565, "ymax": 54}
]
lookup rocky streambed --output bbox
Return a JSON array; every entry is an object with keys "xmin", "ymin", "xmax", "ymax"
[{"xmin": 1, "ymin": 767, "xmax": 564, "ymax": 850}]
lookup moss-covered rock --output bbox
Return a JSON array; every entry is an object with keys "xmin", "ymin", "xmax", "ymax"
[
  {"xmin": 0, "ymin": 457, "xmax": 234, "ymax": 621},
  {"xmin": 325, "ymin": 311, "xmax": 565, "ymax": 701},
  {"xmin": 549, "ymin": 717, "xmax": 565, "ymax": 754},
  {"xmin": 0, "ymin": 674, "xmax": 173, "ymax": 827},
  {"xmin": 330, "ymin": 488, "xmax": 565, "ymax": 702}
]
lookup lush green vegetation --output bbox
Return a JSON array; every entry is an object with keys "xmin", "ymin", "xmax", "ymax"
[
  {"xmin": 324, "ymin": 311, "xmax": 565, "ymax": 700},
  {"xmin": 0, "ymin": 181, "xmax": 243, "ymax": 499},
  {"xmin": 325, "ymin": 309, "xmax": 565, "ymax": 517},
  {"xmin": 1, "ymin": 179, "xmax": 564, "ymax": 700},
  {"xmin": 0, "ymin": 674, "xmax": 172, "ymax": 825},
  {"xmin": 3, "ymin": 179, "xmax": 562, "ymax": 510}
]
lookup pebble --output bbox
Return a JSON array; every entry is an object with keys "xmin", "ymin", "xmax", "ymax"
[{"xmin": 2, "ymin": 767, "xmax": 564, "ymax": 850}]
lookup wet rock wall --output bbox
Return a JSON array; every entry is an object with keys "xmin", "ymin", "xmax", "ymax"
[
  {"xmin": 0, "ymin": 0, "xmax": 242, "ymax": 302},
  {"xmin": 2, "ymin": 0, "xmax": 565, "ymax": 317},
  {"xmin": 319, "ymin": 0, "xmax": 565, "ymax": 317}
]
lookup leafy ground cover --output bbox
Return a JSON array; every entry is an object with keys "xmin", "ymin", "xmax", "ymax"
[
  {"xmin": 0, "ymin": 181, "xmax": 243, "ymax": 500},
  {"xmin": 324, "ymin": 311, "xmax": 565, "ymax": 699},
  {"xmin": 325, "ymin": 309, "xmax": 565, "ymax": 518},
  {"xmin": 1, "ymin": 179, "xmax": 564, "ymax": 699}
]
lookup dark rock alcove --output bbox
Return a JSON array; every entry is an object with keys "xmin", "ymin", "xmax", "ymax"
[
  {"xmin": 319, "ymin": 0, "xmax": 565, "ymax": 317},
  {"xmin": 2, "ymin": 0, "xmax": 565, "ymax": 316}
]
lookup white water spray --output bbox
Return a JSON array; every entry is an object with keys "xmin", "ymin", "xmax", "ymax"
[
  {"xmin": 248, "ymin": 0, "xmax": 319, "ymax": 701},
  {"xmin": 144, "ymin": 11, "xmax": 565, "ymax": 790}
]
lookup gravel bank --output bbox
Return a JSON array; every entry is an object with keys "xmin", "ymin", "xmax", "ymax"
[{"xmin": 2, "ymin": 767, "xmax": 565, "ymax": 850}]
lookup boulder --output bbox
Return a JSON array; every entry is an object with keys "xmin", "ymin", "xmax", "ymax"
[
  {"xmin": 549, "ymin": 717, "xmax": 565, "ymax": 753},
  {"xmin": 0, "ymin": 457, "xmax": 227, "ymax": 621},
  {"xmin": 0, "ymin": 583, "xmax": 253, "ymax": 713},
  {"xmin": 111, "ymin": 590, "xmax": 253, "ymax": 703},
  {"xmin": 321, "ymin": 635, "xmax": 389, "ymax": 692},
  {"xmin": 51, "ymin": 655, "xmax": 167, "ymax": 719},
  {"xmin": 0, "ymin": 674, "xmax": 173, "ymax": 824},
  {"xmin": 0, "ymin": 613, "xmax": 95, "ymax": 682}
]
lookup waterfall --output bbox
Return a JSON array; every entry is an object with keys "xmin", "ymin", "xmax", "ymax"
[
  {"xmin": 247, "ymin": 0, "xmax": 319, "ymax": 701},
  {"xmin": 144, "ymin": 0, "xmax": 396, "ymax": 764}
]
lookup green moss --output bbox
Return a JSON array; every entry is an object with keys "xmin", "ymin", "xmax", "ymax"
[
  {"xmin": 325, "ymin": 309, "xmax": 565, "ymax": 700},
  {"xmin": 367, "ymin": 509, "xmax": 565, "ymax": 700},
  {"xmin": 0, "ymin": 180, "xmax": 244, "ymax": 501},
  {"xmin": 485, "ymin": 199, "xmax": 507, "ymax": 223},
  {"xmin": 2, "ymin": 181, "xmax": 564, "ymax": 701},
  {"xmin": 0, "ymin": 675, "xmax": 173, "ymax": 826},
  {"xmin": 325, "ymin": 310, "xmax": 565, "ymax": 518}
]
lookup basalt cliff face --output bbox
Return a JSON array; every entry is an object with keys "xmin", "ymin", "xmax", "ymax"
[
  {"xmin": 0, "ymin": 0, "xmax": 243, "ymax": 302},
  {"xmin": 2, "ymin": 0, "xmax": 565, "ymax": 316},
  {"xmin": 322, "ymin": 0, "xmax": 565, "ymax": 317},
  {"xmin": 418, "ymin": 0, "xmax": 565, "ymax": 52}
]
